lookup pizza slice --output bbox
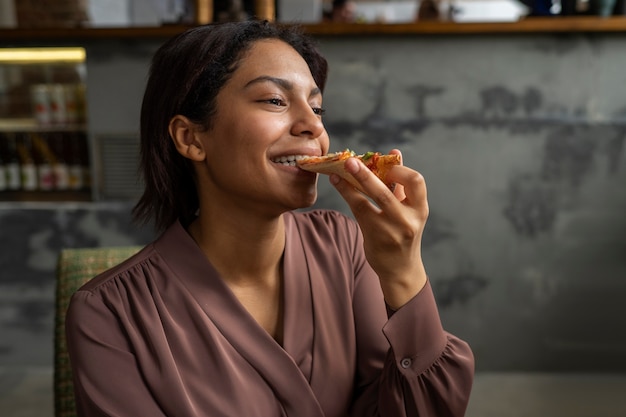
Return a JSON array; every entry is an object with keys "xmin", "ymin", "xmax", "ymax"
[{"xmin": 297, "ymin": 149, "xmax": 401, "ymax": 192}]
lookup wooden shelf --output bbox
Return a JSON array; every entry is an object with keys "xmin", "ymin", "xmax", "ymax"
[
  {"xmin": 0, "ymin": 119, "xmax": 86, "ymax": 132},
  {"xmin": 0, "ymin": 190, "xmax": 92, "ymax": 202},
  {"xmin": 0, "ymin": 25, "xmax": 194, "ymax": 41},
  {"xmin": 305, "ymin": 16, "xmax": 626, "ymax": 35},
  {"xmin": 2, "ymin": 17, "xmax": 626, "ymax": 42}
]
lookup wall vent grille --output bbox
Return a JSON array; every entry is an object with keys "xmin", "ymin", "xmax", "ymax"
[{"xmin": 95, "ymin": 134, "xmax": 143, "ymax": 201}]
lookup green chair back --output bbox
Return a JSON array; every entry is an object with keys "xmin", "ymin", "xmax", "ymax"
[{"xmin": 54, "ymin": 246, "xmax": 141, "ymax": 417}]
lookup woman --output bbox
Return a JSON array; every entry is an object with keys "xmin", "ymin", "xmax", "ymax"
[{"xmin": 66, "ymin": 20, "xmax": 474, "ymax": 417}]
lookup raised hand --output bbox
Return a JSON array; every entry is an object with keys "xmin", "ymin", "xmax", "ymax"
[{"xmin": 330, "ymin": 149, "xmax": 429, "ymax": 309}]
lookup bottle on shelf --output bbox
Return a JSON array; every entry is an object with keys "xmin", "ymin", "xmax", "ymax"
[
  {"xmin": 16, "ymin": 133, "xmax": 38, "ymax": 191},
  {"xmin": 30, "ymin": 84, "xmax": 52, "ymax": 126},
  {"xmin": 31, "ymin": 133, "xmax": 55, "ymax": 191},
  {"xmin": 63, "ymin": 84, "xmax": 79, "ymax": 125},
  {"xmin": 51, "ymin": 132, "xmax": 70, "ymax": 191},
  {"xmin": 67, "ymin": 132, "xmax": 85, "ymax": 191},
  {"xmin": 4, "ymin": 133, "xmax": 22, "ymax": 191},
  {"xmin": 49, "ymin": 84, "xmax": 68, "ymax": 125}
]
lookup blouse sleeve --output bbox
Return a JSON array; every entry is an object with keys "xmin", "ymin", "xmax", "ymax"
[
  {"xmin": 347, "ymin": 220, "xmax": 474, "ymax": 417},
  {"xmin": 381, "ymin": 282, "xmax": 474, "ymax": 416},
  {"xmin": 66, "ymin": 289, "xmax": 168, "ymax": 417}
]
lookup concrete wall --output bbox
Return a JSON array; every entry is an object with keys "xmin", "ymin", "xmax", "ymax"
[
  {"xmin": 0, "ymin": 32, "xmax": 624, "ymax": 372},
  {"xmin": 316, "ymin": 34, "xmax": 626, "ymax": 372}
]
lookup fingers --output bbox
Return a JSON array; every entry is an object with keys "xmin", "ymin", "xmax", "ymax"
[
  {"xmin": 389, "ymin": 148, "xmax": 402, "ymax": 161},
  {"xmin": 329, "ymin": 160, "xmax": 381, "ymax": 218},
  {"xmin": 385, "ymin": 166, "xmax": 427, "ymax": 210},
  {"xmin": 385, "ymin": 148, "xmax": 426, "ymax": 211},
  {"xmin": 330, "ymin": 152, "xmax": 428, "ymax": 219},
  {"xmin": 386, "ymin": 149, "xmax": 406, "ymax": 200},
  {"xmin": 330, "ymin": 158, "xmax": 408, "ymax": 226},
  {"xmin": 332, "ymin": 158, "xmax": 394, "ymax": 204}
]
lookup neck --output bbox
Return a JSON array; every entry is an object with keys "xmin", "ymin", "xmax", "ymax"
[{"xmin": 188, "ymin": 207, "xmax": 286, "ymax": 285}]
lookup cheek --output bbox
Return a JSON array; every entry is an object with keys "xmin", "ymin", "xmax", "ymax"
[
  {"xmin": 247, "ymin": 113, "xmax": 288, "ymax": 134},
  {"xmin": 240, "ymin": 116, "xmax": 290, "ymax": 152},
  {"xmin": 207, "ymin": 108, "xmax": 290, "ymax": 157},
  {"xmin": 206, "ymin": 119, "xmax": 249, "ymax": 153}
]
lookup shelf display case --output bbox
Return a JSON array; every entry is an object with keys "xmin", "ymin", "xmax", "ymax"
[{"xmin": 0, "ymin": 46, "xmax": 91, "ymax": 201}]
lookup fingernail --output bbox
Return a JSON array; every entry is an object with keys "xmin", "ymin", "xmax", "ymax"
[{"xmin": 330, "ymin": 174, "xmax": 340, "ymax": 185}]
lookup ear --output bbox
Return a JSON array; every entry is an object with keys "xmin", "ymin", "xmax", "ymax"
[{"xmin": 169, "ymin": 115, "xmax": 206, "ymax": 162}]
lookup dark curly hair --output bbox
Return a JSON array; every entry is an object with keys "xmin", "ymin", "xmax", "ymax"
[{"xmin": 132, "ymin": 20, "xmax": 329, "ymax": 232}]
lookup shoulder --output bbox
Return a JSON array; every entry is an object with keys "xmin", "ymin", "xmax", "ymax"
[
  {"xmin": 74, "ymin": 244, "xmax": 158, "ymax": 295},
  {"xmin": 75, "ymin": 221, "xmax": 188, "ymax": 295},
  {"xmin": 65, "ymin": 244, "xmax": 162, "ymax": 331}
]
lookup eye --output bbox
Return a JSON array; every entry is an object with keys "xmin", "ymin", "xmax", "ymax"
[
  {"xmin": 312, "ymin": 107, "xmax": 326, "ymax": 116},
  {"xmin": 265, "ymin": 98, "xmax": 285, "ymax": 107}
]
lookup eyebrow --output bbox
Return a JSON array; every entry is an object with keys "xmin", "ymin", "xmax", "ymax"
[{"xmin": 245, "ymin": 75, "xmax": 321, "ymax": 97}]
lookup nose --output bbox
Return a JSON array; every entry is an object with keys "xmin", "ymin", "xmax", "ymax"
[{"xmin": 291, "ymin": 103, "xmax": 325, "ymax": 140}]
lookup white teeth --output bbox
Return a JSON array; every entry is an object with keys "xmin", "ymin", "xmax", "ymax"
[{"xmin": 272, "ymin": 155, "xmax": 309, "ymax": 166}]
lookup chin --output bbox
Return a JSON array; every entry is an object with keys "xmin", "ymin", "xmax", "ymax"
[{"xmin": 291, "ymin": 190, "xmax": 318, "ymax": 210}]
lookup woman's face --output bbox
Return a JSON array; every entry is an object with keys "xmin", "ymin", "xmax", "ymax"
[{"xmin": 196, "ymin": 39, "xmax": 330, "ymax": 215}]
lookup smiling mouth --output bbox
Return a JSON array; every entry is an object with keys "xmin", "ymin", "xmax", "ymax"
[{"xmin": 271, "ymin": 155, "xmax": 309, "ymax": 167}]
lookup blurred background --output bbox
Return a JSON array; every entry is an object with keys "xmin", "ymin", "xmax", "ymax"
[{"xmin": 0, "ymin": 1, "xmax": 625, "ymax": 416}]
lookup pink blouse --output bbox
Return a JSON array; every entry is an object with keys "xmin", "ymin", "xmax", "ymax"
[{"xmin": 66, "ymin": 209, "xmax": 474, "ymax": 416}]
